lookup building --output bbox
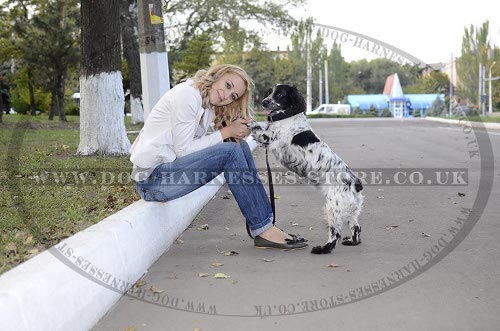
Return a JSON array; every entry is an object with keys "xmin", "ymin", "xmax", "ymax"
[{"xmin": 347, "ymin": 73, "xmax": 445, "ymax": 118}]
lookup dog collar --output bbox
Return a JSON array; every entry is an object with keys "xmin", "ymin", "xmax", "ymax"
[{"xmin": 267, "ymin": 111, "xmax": 294, "ymax": 122}]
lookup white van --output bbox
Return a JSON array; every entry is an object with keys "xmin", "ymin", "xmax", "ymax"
[{"xmin": 309, "ymin": 104, "xmax": 351, "ymax": 115}]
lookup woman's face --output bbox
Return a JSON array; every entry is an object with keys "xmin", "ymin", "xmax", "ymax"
[{"xmin": 209, "ymin": 73, "xmax": 246, "ymax": 107}]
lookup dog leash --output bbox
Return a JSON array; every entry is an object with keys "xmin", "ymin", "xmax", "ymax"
[
  {"xmin": 222, "ymin": 120, "xmax": 277, "ymax": 239},
  {"xmin": 266, "ymin": 147, "xmax": 276, "ymax": 227}
]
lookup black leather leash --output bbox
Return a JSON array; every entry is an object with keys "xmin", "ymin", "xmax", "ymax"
[{"xmin": 222, "ymin": 120, "xmax": 277, "ymax": 239}]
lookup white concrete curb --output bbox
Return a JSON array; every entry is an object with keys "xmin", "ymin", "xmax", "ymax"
[
  {"xmin": 0, "ymin": 138, "xmax": 257, "ymax": 331},
  {"xmin": 425, "ymin": 116, "xmax": 500, "ymax": 129}
]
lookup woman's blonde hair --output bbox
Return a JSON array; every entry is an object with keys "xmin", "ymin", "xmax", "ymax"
[{"xmin": 192, "ymin": 64, "xmax": 253, "ymax": 129}]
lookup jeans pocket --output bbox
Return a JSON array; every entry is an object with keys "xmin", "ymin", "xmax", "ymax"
[{"xmin": 140, "ymin": 187, "xmax": 168, "ymax": 202}]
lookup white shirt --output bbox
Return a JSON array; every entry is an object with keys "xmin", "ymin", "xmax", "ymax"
[{"xmin": 129, "ymin": 80, "xmax": 223, "ymax": 181}]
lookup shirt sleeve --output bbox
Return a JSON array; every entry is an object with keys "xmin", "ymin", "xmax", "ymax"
[{"xmin": 170, "ymin": 87, "xmax": 223, "ymax": 157}]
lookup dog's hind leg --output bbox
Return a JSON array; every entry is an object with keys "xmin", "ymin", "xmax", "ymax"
[
  {"xmin": 341, "ymin": 199, "xmax": 363, "ymax": 246},
  {"xmin": 311, "ymin": 193, "xmax": 342, "ymax": 254}
]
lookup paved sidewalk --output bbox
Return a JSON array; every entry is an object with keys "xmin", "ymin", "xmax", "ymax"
[{"xmin": 92, "ymin": 119, "xmax": 500, "ymax": 331}]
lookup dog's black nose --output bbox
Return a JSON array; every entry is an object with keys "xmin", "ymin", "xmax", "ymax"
[{"xmin": 262, "ymin": 99, "xmax": 270, "ymax": 107}]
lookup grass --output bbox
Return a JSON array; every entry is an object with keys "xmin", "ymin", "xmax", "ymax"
[{"xmin": 0, "ymin": 113, "xmax": 143, "ymax": 274}]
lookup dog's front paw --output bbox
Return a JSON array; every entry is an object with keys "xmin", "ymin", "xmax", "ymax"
[
  {"xmin": 311, "ymin": 245, "xmax": 333, "ymax": 254},
  {"xmin": 246, "ymin": 120, "xmax": 263, "ymax": 132}
]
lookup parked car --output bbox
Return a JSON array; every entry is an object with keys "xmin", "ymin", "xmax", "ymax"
[{"xmin": 309, "ymin": 103, "xmax": 351, "ymax": 115}]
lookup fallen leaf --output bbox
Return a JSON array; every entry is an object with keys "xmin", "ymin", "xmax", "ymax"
[
  {"xmin": 211, "ymin": 261, "xmax": 224, "ymax": 267},
  {"xmin": 194, "ymin": 328, "xmax": 202, "ymax": 331},
  {"xmin": 150, "ymin": 286, "xmax": 164, "ymax": 294},
  {"xmin": 199, "ymin": 273, "xmax": 210, "ymax": 277},
  {"xmin": 261, "ymin": 258, "xmax": 274, "ymax": 262},
  {"xmin": 222, "ymin": 196, "xmax": 230, "ymax": 199},
  {"xmin": 327, "ymin": 263, "xmax": 342, "ymax": 268},
  {"xmin": 458, "ymin": 192, "xmax": 466, "ymax": 197},
  {"xmin": 123, "ymin": 326, "xmax": 136, "ymax": 331},
  {"xmin": 231, "ymin": 280, "xmax": 238, "ymax": 285},
  {"xmin": 26, "ymin": 248, "xmax": 39, "ymax": 258},
  {"xmin": 214, "ymin": 273, "xmax": 230, "ymax": 279},
  {"xmin": 5, "ymin": 243, "xmax": 17, "ymax": 253},
  {"xmin": 217, "ymin": 249, "xmax": 239, "ymax": 256},
  {"xmin": 133, "ymin": 280, "xmax": 147, "ymax": 288},
  {"xmin": 385, "ymin": 225, "xmax": 399, "ymax": 230},
  {"xmin": 175, "ymin": 239, "xmax": 184, "ymax": 244},
  {"xmin": 197, "ymin": 224, "xmax": 209, "ymax": 230},
  {"xmin": 421, "ymin": 232, "xmax": 431, "ymax": 237}
]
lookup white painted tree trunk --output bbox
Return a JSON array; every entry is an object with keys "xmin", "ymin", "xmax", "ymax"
[
  {"xmin": 130, "ymin": 95, "xmax": 144, "ymax": 124},
  {"xmin": 77, "ymin": 71, "xmax": 131, "ymax": 155}
]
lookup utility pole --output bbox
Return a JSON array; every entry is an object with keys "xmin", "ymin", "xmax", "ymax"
[
  {"xmin": 319, "ymin": 68, "xmax": 323, "ymax": 105},
  {"xmin": 489, "ymin": 61, "xmax": 496, "ymax": 114},
  {"xmin": 138, "ymin": 0, "xmax": 170, "ymax": 120},
  {"xmin": 449, "ymin": 53, "xmax": 453, "ymax": 116},
  {"xmin": 306, "ymin": 27, "xmax": 312, "ymax": 114},
  {"xmin": 479, "ymin": 62, "xmax": 483, "ymax": 116},
  {"xmin": 482, "ymin": 64, "xmax": 487, "ymax": 116},
  {"xmin": 324, "ymin": 59, "xmax": 329, "ymax": 104},
  {"xmin": 488, "ymin": 61, "xmax": 500, "ymax": 114}
]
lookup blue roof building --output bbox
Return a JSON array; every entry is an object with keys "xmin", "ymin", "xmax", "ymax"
[{"xmin": 347, "ymin": 73, "xmax": 445, "ymax": 118}]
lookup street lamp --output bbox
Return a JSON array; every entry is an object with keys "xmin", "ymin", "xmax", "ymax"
[{"xmin": 489, "ymin": 61, "xmax": 496, "ymax": 114}]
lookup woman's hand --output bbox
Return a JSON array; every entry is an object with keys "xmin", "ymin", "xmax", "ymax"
[{"xmin": 221, "ymin": 118, "xmax": 251, "ymax": 140}]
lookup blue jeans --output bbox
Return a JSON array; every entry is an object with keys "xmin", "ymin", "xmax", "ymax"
[{"xmin": 135, "ymin": 140, "xmax": 273, "ymax": 237}]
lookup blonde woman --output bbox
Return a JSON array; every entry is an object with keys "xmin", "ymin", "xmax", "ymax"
[{"xmin": 129, "ymin": 64, "xmax": 307, "ymax": 249}]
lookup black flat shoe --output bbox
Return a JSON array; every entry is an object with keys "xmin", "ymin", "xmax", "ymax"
[{"xmin": 254, "ymin": 236, "xmax": 308, "ymax": 250}]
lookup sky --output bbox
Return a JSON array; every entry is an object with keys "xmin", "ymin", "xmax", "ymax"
[{"xmin": 260, "ymin": 0, "xmax": 500, "ymax": 65}]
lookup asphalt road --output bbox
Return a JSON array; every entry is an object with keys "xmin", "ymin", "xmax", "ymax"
[{"xmin": 92, "ymin": 118, "xmax": 500, "ymax": 331}]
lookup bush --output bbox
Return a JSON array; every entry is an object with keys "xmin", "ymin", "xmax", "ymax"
[
  {"xmin": 66, "ymin": 103, "xmax": 80, "ymax": 116},
  {"xmin": 351, "ymin": 107, "xmax": 362, "ymax": 115},
  {"xmin": 426, "ymin": 96, "xmax": 446, "ymax": 116},
  {"xmin": 380, "ymin": 108, "xmax": 393, "ymax": 117},
  {"xmin": 413, "ymin": 108, "xmax": 421, "ymax": 117}
]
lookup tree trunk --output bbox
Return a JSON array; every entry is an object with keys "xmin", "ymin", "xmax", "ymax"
[
  {"xmin": 58, "ymin": 68, "xmax": 68, "ymax": 122},
  {"xmin": 0, "ymin": 80, "xmax": 4, "ymax": 124},
  {"xmin": 49, "ymin": 89, "xmax": 58, "ymax": 120},
  {"xmin": 120, "ymin": 0, "xmax": 144, "ymax": 124},
  {"xmin": 27, "ymin": 68, "xmax": 37, "ymax": 116},
  {"xmin": 78, "ymin": 0, "xmax": 131, "ymax": 155}
]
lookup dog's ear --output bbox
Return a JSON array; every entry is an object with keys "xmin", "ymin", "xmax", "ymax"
[{"xmin": 290, "ymin": 85, "xmax": 306, "ymax": 114}]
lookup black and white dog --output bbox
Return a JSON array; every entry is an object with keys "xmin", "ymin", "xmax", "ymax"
[{"xmin": 248, "ymin": 84, "xmax": 364, "ymax": 254}]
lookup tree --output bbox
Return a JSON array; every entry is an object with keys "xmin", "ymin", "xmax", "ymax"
[
  {"xmin": 3, "ymin": 0, "xmax": 40, "ymax": 116},
  {"xmin": 172, "ymin": 32, "xmax": 214, "ymax": 82},
  {"xmin": 406, "ymin": 70, "xmax": 450, "ymax": 95},
  {"xmin": 243, "ymin": 40, "xmax": 275, "ymax": 106},
  {"xmin": 219, "ymin": 18, "xmax": 246, "ymax": 65},
  {"xmin": 327, "ymin": 42, "xmax": 349, "ymax": 103},
  {"xmin": 77, "ymin": 0, "xmax": 130, "ymax": 155},
  {"xmin": 164, "ymin": 0, "xmax": 305, "ymax": 78},
  {"xmin": 426, "ymin": 96, "xmax": 446, "ymax": 117},
  {"xmin": 120, "ymin": 0, "xmax": 143, "ymax": 124},
  {"xmin": 13, "ymin": 0, "xmax": 80, "ymax": 121},
  {"xmin": 456, "ymin": 21, "xmax": 491, "ymax": 105},
  {"xmin": 348, "ymin": 58, "xmax": 418, "ymax": 94}
]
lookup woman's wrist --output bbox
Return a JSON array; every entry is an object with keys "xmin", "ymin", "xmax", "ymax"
[{"xmin": 220, "ymin": 126, "xmax": 231, "ymax": 140}]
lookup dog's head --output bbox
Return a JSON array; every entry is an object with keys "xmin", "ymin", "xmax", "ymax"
[{"xmin": 261, "ymin": 84, "xmax": 306, "ymax": 119}]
